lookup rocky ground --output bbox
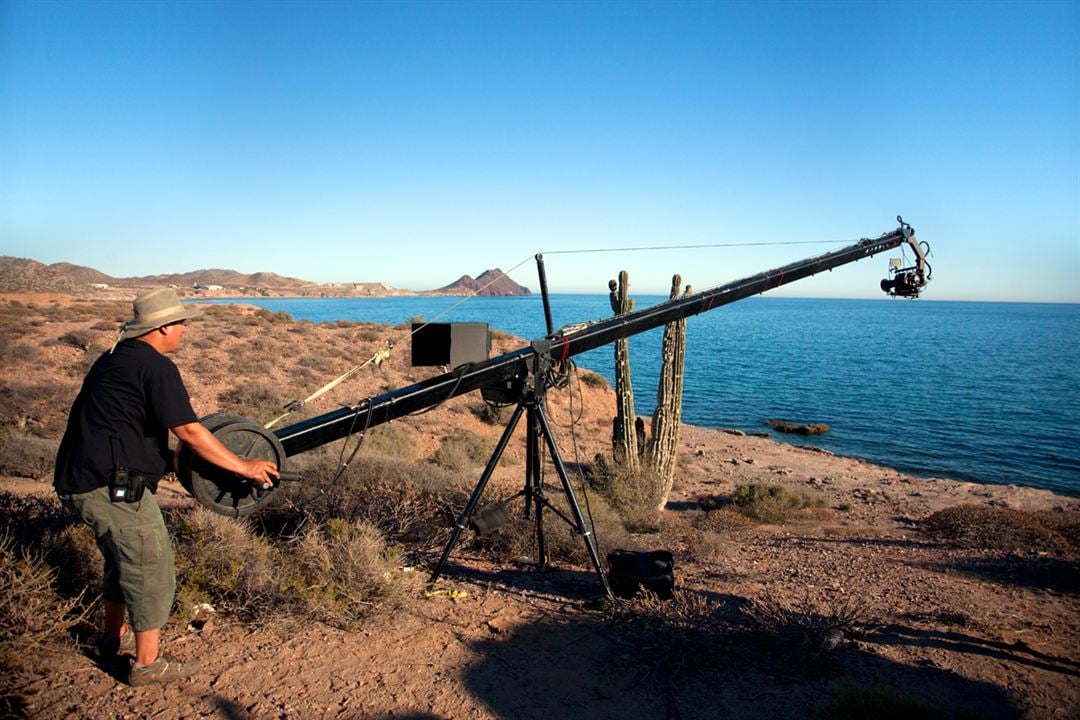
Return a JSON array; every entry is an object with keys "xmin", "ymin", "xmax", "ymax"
[{"xmin": 1, "ymin": 293, "xmax": 1077, "ymax": 719}]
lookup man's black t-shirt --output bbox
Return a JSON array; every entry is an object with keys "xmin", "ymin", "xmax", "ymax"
[{"xmin": 54, "ymin": 339, "xmax": 198, "ymax": 495}]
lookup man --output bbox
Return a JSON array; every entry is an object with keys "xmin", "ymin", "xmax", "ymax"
[{"xmin": 54, "ymin": 288, "xmax": 279, "ymax": 686}]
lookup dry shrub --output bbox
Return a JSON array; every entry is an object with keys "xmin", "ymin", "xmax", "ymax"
[
  {"xmin": 275, "ymin": 455, "xmax": 469, "ymax": 554},
  {"xmin": 578, "ymin": 371, "xmax": 610, "ymax": 390},
  {"xmin": 731, "ymin": 483, "xmax": 827, "ymax": 524},
  {"xmin": 683, "ymin": 529, "xmax": 726, "ymax": 563},
  {"xmin": 218, "ymin": 381, "xmax": 294, "ymax": 424},
  {"xmin": 57, "ymin": 329, "xmax": 95, "ymax": 351},
  {"xmin": 46, "ymin": 523, "xmax": 102, "ymax": 600},
  {"xmin": 742, "ymin": 590, "xmax": 880, "ymax": 667},
  {"xmin": 0, "ymin": 429, "xmax": 59, "ymax": 479},
  {"xmin": 0, "ymin": 532, "xmax": 91, "ymax": 674},
  {"xmin": 696, "ymin": 507, "xmax": 756, "ymax": 535},
  {"xmin": 481, "ymin": 486, "xmax": 629, "ymax": 566},
  {"xmin": 470, "ymin": 400, "xmax": 511, "ymax": 425},
  {"xmin": 6, "ymin": 343, "xmax": 39, "ymax": 361},
  {"xmin": 359, "ymin": 422, "xmax": 418, "ymax": 460},
  {"xmin": 170, "ymin": 506, "xmax": 287, "ymax": 621},
  {"xmin": 587, "ymin": 458, "xmax": 665, "ymax": 531},
  {"xmin": 432, "ymin": 429, "xmax": 499, "ymax": 472},
  {"xmin": 0, "ymin": 491, "xmax": 73, "ymax": 551},
  {"xmin": 293, "ymin": 518, "xmax": 420, "ymax": 627},
  {"xmin": 606, "ymin": 589, "xmax": 731, "ymax": 683},
  {"xmin": 921, "ymin": 504, "xmax": 1080, "ymax": 554}
]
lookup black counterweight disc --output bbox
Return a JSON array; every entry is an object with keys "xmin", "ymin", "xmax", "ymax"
[{"xmin": 176, "ymin": 413, "xmax": 285, "ymax": 518}]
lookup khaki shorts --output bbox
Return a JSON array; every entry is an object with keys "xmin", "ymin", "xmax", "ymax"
[{"xmin": 59, "ymin": 486, "xmax": 176, "ymax": 631}]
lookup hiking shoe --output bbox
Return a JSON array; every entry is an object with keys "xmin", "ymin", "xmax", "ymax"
[
  {"xmin": 95, "ymin": 628, "xmax": 136, "ymax": 658},
  {"xmin": 129, "ymin": 654, "xmax": 201, "ymax": 687}
]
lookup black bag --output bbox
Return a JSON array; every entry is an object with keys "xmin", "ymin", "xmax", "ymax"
[{"xmin": 606, "ymin": 549, "xmax": 675, "ymax": 599}]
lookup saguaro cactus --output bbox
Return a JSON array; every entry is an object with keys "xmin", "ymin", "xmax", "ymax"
[
  {"xmin": 609, "ymin": 271, "xmax": 639, "ymax": 472},
  {"xmin": 647, "ymin": 275, "xmax": 691, "ymax": 511}
]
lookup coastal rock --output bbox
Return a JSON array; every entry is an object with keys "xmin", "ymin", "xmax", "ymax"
[{"xmin": 763, "ymin": 419, "xmax": 831, "ymax": 435}]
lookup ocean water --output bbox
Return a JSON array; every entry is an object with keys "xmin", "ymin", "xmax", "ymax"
[{"xmin": 203, "ymin": 295, "xmax": 1080, "ymax": 496}]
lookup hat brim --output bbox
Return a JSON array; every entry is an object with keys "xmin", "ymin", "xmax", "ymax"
[{"xmin": 120, "ymin": 305, "xmax": 204, "ymax": 341}]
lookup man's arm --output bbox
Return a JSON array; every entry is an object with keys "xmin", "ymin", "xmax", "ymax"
[{"xmin": 171, "ymin": 422, "xmax": 279, "ymax": 487}]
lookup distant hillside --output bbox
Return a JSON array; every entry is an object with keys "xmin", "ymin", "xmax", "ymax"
[
  {"xmin": 139, "ymin": 268, "xmax": 309, "ymax": 289},
  {"xmin": 0, "ymin": 257, "xmax": 529, "ymax": 298},
  {"xmin": 0, "ymin": 257, "xmax": 88, "ymax": 293},
  {"xmin": 433, "ymin": 269, "xmax": 531, "ymax": 296}
]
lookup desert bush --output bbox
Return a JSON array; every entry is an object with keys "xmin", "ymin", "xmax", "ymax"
[
  {"xmin": 0, "ymin": 492, "xmax": 74, "ymax": 552},
  {"xmin": 696, "ymin": 506, "xmax": 756, "ymax": 535},
  {"xmin": 170, "ymin": 506, "xmax": 288, "ymax": 621},
  {"xmin": 218, "ymin": 381, "xmax": 294, "ymax": 423},
  {"xmin": 730, "ymin": 483, "xmax": 826, "ymax": 524},
  {"xmin": 0, "ymin": 532, "xmax": 91, "ymax": 674},
  {"xmin": 0, "ymin": 429, "xmax": 59, "ymax": 479},
  {"xmin": 471, "ymin": 400, "xmax": 511, "ymax": 425},
  {"xmin": 481, "ymin": 485, "xmax": 629, "ymax": 566},
  {"xmin": 358, "ymin": 422, "xmax": 418, "ymax": 460},
  {"xmin": 356, "ymin": 325, "xmax": 389, "ymax": 342},
  {"xmin": 46, "ymin": 523, "xmax": 102, "ymax": 600},
  {"xmin": 292, "ymin": 518, "xmax": 419, "ymax": 627},
  {"xmin": 432, "ymin": 429, "xmax": 499, "ymax": 472},
  {"xmin": 578, "ymin": 371, "xmax": 610, "ymax": 390},
  {"xmin": 57, "ymin": 330, "xmax": 96, "ymax": 352},
  {"xmin": 921, "ymin": 504, "xmax": 1080, "ymax": 554},
  {"xmin": 254, "ymin": 308, "xmax": 292, "ymax": 324},
  {"xmin": 683, "ymin": 529, "xmax": 727, "ymax": 563},
  {"xmin": 606, "ymin": 590, "xmax": 732, "ymax": 683},
  {"xmin": 742, "ymin": 590, "xmax": 880, "ymax": 667},
  {"xmin": 275, "ymin": 456, "xmax": 465, "ymax": 553},
  {"xmin": 6, "ymin": 343, "xmax": 39, "ymax": 361},
  {"xmin": 586, "ymin": 458, "xmax": 664, "ymax": 531}
]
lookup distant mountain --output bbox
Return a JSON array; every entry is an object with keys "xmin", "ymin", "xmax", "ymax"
[
  {"xmin": 433, "ymin": 269, "xmax": 531, "ymax": 296},
  {"xmin": 138, "ymin": 268, "xmax": 308, "ymax": 289},
  {"xmin": 0, "ymin": 257, "xmax": 530, "ymax": 298},
  {"xmin": 0, "ymin": 257, "xmax": 89, "ymax": 293}
]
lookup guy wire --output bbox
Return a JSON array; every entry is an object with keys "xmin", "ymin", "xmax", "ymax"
[{"xmin": 541, "ymin": 238, "xmax": 850, "ymax": 255}]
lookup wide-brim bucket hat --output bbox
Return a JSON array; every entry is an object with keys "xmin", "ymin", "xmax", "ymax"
[{"xmin": 119, "ymin": 288, "xmax": 204, "ymax": 341}]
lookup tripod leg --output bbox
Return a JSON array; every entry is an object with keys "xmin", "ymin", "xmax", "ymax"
[
  {"xmin": 535, "ymin": 407, "xmax": 614, "ymax": 598},
  {"xmin": 526, "ymin": 405, "xmax": 547, "ymax": 570},
  {"xmin": 430, "ymin": 402, "xmax": 525, "ymax": 584}
]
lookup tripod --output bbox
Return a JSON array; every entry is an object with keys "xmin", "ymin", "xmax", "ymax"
[{"xmin": 430, "ymin": 360, "xmax": 613, "ymax": 599}]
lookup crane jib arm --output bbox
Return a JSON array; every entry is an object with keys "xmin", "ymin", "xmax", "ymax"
[{"xmin": 276, "ymin": 221, "xmax": 927, "ymax": 457}]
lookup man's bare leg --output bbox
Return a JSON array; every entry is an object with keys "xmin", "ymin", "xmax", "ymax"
[
  {"xmin": 104, "ymin": 600, "xmax": 127, "ymax": 639},
  {"xmin": 134, "ymin": 628, "xmax": 160, "ymax": 667}
]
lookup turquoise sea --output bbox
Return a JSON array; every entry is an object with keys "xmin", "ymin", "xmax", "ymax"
[{"xmin": 204, "ymin": 295, "xmax": 1080, "ymax": 497}]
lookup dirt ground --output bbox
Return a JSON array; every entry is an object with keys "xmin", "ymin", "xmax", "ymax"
[{"xmin": 1, "ymin": 293, "xmax": 1078, "ymax": 719}]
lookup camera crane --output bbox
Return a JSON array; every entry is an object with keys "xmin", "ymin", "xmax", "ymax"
[{"xmin": 177, "ymin": 217, "xmax": 932, "ymax": 596}]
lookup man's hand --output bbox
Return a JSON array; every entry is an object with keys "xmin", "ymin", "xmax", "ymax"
[
  {"xmin": 236, "ymin": 458, "xmax": 279, "ymax": 488},
  {"xmin": 172, "ymin": 422, "xmax": 281, "ymax": 489}
]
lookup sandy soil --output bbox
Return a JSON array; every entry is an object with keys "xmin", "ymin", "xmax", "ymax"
[{"xmin": 2, "ymin": 293, "xmax": 1078, "ymax": 719}]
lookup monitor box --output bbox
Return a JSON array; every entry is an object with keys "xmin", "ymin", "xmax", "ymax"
[{"xmin": 411, "ymin": 322, "xmax": 490, "ymax": 369}]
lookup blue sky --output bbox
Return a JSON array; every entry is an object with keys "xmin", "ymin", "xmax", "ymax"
[{"xmin": 1, "ymin": 0, "xmax": 1077, "ymax": 301}]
